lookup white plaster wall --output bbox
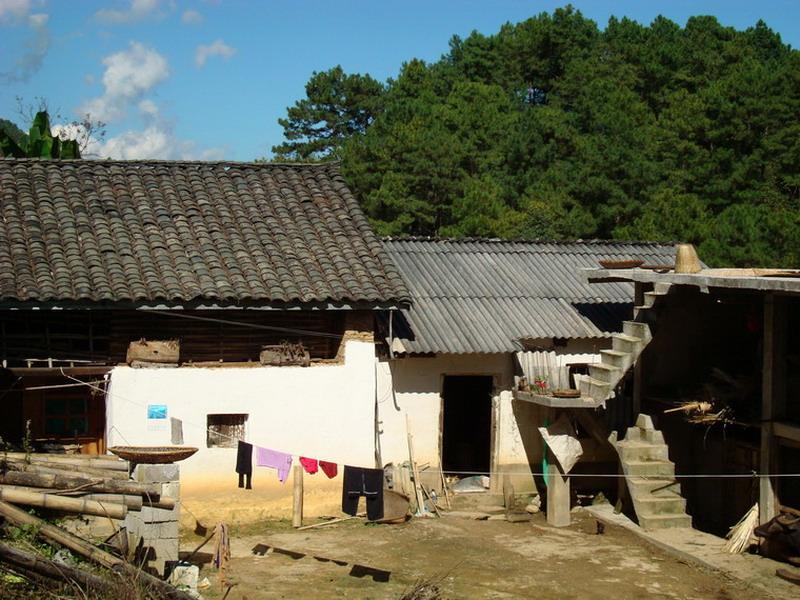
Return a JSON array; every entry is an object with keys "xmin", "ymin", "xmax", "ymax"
[
  {"xmin": 377, "ymin": 354, "xmax": 513, "ymax": 484},
  {"xmin": 379, "ymin": 340, "xmax": 605, "ymax": 495},
  {"xmin": 104, "ymin": 340, "xmax": 377, "ymax": 523}
]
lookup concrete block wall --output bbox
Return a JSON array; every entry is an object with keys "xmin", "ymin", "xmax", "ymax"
[{"xmin": 125, "ymin": 464, "xmax": 181, "ymax": 576}]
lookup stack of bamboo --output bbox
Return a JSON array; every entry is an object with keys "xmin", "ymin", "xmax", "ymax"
[{"xmin": 0, "ymin": 452, "xmax": 191, "ymax": 599}]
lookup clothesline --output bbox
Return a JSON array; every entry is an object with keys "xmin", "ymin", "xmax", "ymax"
[{"xmin": 58, "ymin": 370, "xmax": 800, "ymax": 481}]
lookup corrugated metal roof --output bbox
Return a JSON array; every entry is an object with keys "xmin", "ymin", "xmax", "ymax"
[{"xmin": 383, "ymin": 238, "xmax": 676, "ymax": 354}]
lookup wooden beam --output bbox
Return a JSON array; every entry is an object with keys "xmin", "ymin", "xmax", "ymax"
[
  {"xmin": 760, "ymin": 293, "xmax": 787, "ymax": 524},
  {"xmin": 774, "ymin": 421, "xmax": 800, "ymax": 444}
]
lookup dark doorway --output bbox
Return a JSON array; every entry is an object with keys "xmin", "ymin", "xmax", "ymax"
[{"xmin": 441, "ymin": 375, "xmax": 493, "ymax": 476}]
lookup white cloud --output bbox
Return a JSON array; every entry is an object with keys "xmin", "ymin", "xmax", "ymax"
[
  {"xmin": 94, "ymin": 125, "xmax": 226, "ymax": 160},
  {"xmin": 181, "ymin": 9, "xmax": 202, "ymax": 25},
  {"xmin": 195, "ymin": 39, "xmax": 236, "ymax": 67},
  {"xmin": 0, "ymin": 0, "xmax": 32, "ymax": 21},
  {"xmin": 81, "ymin": 42, "xmax": 169, "ymax": 122},
  {"xmin": 137, "ymin": 98, "xmax": 159, "ymax": 118},
  {"xmin": 95, "ymin": 0, "xmax": 164, "ymax": 25},
  {"xmin": 0, "ymin": 8, "xmax": 49, "ymax": 82}
]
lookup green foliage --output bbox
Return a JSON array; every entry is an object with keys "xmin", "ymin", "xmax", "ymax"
[
  {"xmin": 272, "ymin": 66, "xmax": 385, "ymax": 160},
  {"xmin": 278, "ymin": 8, "xmax": 800, "ymax": 266},
  {"xmin": 0, "ymin": 111, "xmax": 80, "ymax": 159}
]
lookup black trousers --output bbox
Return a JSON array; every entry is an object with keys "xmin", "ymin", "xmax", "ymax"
[
  {"xmin": 341, "ymin": 465, "xmax": 384, "ymax": 521},
  {"xmin": 236, "ymin": 441, "xmax": 253, "ymax": 489}
]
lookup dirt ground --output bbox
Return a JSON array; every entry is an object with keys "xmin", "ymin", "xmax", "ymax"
[{"xmin": 184, "ymin": 509, "xmax": 770, "ymax": 599}]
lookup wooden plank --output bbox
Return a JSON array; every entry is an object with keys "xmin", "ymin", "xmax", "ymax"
[
  {"xmin": 774, "ymin": 421, "xmax": 800, "ymax": 443},
  {"xmin": 292, "ymin": 465, "xmax": 303, "ymax": 528}
]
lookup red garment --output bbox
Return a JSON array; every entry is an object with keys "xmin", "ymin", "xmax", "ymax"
[
  {"xmin": 299, "ymin": 457, "xmax": 318, "ymax": 475},
  {"xmin": 320, "ymin": 461, "xmax": 337, "ymax": 479}
]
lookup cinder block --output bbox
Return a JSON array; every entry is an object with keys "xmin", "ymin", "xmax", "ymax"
[
  {"xmin": 141, "ymin": 537, "xmax": 179, "ymax": 562},
  {"xmin": 139, "ymin": 520, "xmax": 179, "ymax": 539},
  {"xmin": 134, "ymin": 464, "xmax": 180, "ymax": 483},
  {"xmin": 160, "ymin": 481, "xmax": 181, "ymax": 500},
  {"xmin": 140, "ymin": 505, "xmax": 178, "ymax": 522}
]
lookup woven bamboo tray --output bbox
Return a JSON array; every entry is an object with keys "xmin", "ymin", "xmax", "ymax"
[{"xmin": 108, "ymin": 446, "xmax": 198, "ymax": 464}]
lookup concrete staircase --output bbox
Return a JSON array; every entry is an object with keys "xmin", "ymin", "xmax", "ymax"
[
  {"xmin": 611, "ymin": 414, "xmax": 691, "ymax": 530},
  {"xmin": 574, "ymin": 320, "xmax": 652, "ymax": 404}
]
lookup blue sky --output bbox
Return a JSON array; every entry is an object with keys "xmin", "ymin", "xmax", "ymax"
[{"xmin": 1, "ymin": 0, "xmax": 798, "ymax": 161}]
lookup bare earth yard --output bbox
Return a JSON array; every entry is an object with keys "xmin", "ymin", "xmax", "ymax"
[{"xmin": 186, "ymin": 510, "xmax": 777, "ymax": 599}]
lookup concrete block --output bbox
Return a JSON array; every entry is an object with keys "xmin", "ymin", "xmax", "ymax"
[
  {"xmin": 139, "ymin": 520, "xmax": 179, "ymax": 539},
  {"xmin": 140, "ymin": 505, "xmax": 179, "ymax": 522},
  {"xmin": 160, "ymin": 481, "xmax": 181, "ymax": 500},
  {"xmin": 635, "ymin": 414, "xmax": 655, "ymax": 430},
  {"xmin": 134, "ymin": 464, "xmax": 180, "ymax": 483}
]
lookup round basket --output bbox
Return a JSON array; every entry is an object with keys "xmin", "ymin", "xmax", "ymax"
[
  {"xmin": 599, "ymin": 259, "xmax": 644, "ymax": 269},
  {"xmin": 108, "ymin": 446, "xmax": 198, "ymax": 464},
  {"xmin": 552, "ymin": 389, "xmax": 581, "ymax": 399}
]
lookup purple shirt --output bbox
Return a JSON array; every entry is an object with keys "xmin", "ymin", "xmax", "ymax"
[{"xmin": 255, "ymin": 447, "xmax": 293, "ymax": 483}]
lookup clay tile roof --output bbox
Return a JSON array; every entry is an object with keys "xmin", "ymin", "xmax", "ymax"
[{"xmin": 0, "ymin": 159, "xmax": 409, "ymax": 307}]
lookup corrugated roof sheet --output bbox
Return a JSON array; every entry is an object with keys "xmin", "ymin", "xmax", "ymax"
[
  {"xmin": 383, "ymin": 237, "xmax": 676, "ymax": 354},
  {"xmin": 0, "ymin": 159, "xmax": 410, "ymax": 307}
]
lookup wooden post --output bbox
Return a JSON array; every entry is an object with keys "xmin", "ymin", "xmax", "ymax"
[
  {"xmin": 292, "ymin": 465, "xmax": 303, "ymax": 528},
  {"xmin": 546, "ymin": 447, "xmax": 570, "ymax": 527},
  {"xmin": 760, "ymin": 294, "xmax": 787, "ymax": 525}
]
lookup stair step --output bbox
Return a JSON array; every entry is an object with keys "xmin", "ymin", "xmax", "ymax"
[
  {"xmin": 636, "ymin": 496, "xmax": 687, "ymax": 516},
  {"xmin": 638, "ymin": 513, "xmax": 692, "ymax": 531},
  {"xmin": 612, "ymin": 333, "xmax": 642, "ymax": 354},
  {"xmin": 624, "ymin": 460, "xmax": 675, "ymax": 477},
  {"xmin": 643, "ymin": 291, "xmax": 668, "ymax": 308},
  {"xmin": 600, "ymin": 349, "xmax": 631, "ymax": 370},
  {"xmin": 624, "ymin": 427, "xmax": 642, "ymax": 442},
  {"xmin": 579, "ymin": 376, "xmax": 612, "ymax": 400},
  {"xmin": 589, "ymin": 363, "xmax": 621, "ymax": 383},
  {"xmin": 623, "ymin": 321, "xmax": 652, "ymax": 342},
  {"xmin": 642, "ymin": 429, "xmax": 665, "ymax": 444},
  {"xmin": 628, "ymin": 477, "xmax": 682, "ymax": 497},
  {"xmin": 618, "ymin": 442, "xmax": 670, "ymax": 462}
]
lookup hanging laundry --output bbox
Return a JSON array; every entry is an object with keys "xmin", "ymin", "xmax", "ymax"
[
  {"xmin": 320, "ymin": 461, "xmax": 338, "ymax": 479},
  {"xmin": 299, "ymin": 457, "xmax": 318, "ymax": 475},
  {"xmin": 255, "ymin": 447, "xmax": 293, "ymax": 483},
  {"xmin": 236, "ymin": 441, "xmax": 253, "ymax": 490},
  {"xmin": 342, "ymin": 465, "xmax": 384, "ymax": 521}
]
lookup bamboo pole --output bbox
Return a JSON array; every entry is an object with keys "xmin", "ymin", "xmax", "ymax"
[
  {"xmin": 0, "ymin": 541, "xmax": 115, "ymax": 593},
  {"xmin": 0, "ymin": 501, "xmax": 193, "ymax": 600},
  {"xmin": 1, "ymin": 452, "xmax": 128, "ymax": 471},
  {"xmin": 5, "ymin": 459, "xmax": 130, "ymax": 480},
  {"xmin": 0, "ymin": 471, "xmax": 160, "ymax": 496},
  {"xmin": 292, "ymin": 465, "xmax": 303, "ymax": 528},
  {"xmin": 405, "ymin": 414, "xmax": 426, "ymax": 515},
  {"xmin": 0, "ymin": 488, "xmax": 127, "ymax": 519}
]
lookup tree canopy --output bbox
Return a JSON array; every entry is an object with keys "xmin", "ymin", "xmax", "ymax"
[{"xmin": 276, "ymin": 8, "xmax": 800, "ymax": 267}]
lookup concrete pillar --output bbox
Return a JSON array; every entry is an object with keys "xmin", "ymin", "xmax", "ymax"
[
  {"xmin": 125, "ymin": 464, "xmax": 180, "ymax": 576},
  {"xmin": 546, "ymin": 448, "xmax": 570, "ymax": 527}
]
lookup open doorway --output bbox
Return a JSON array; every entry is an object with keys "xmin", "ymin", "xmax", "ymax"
[{"xmin": 441, "ymin": 375, "xmax": 493, "ymax": 477}]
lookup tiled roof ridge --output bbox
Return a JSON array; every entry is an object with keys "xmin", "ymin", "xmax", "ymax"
[
  {"xmin": 0, "ymin": 157, "xmax": 339, "ymax": 169},
  {"xmin": 382, "ymin": 235, "xmax": 678, "ymax": 247}
]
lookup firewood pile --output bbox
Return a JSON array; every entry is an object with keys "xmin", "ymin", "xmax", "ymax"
[{"xmin": 0, "ymin": 452, "xmax": 192, "ymax": 599}]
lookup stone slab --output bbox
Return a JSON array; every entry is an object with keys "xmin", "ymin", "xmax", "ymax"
[{"xmin": 134, "ymin": 464, "xmax": 180, "ymax": 483}]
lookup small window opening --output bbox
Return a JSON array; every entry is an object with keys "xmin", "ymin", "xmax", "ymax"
[{"xmin": 207, "ymin": 414, "xmax": 248, "ymax": 448}]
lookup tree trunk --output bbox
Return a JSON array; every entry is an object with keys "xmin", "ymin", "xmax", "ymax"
[
  {"xmin": 1, "ymin": 452, "xmax": 128, "ymax": 471},
  {"xmin": 5, "ymin": 459, "xmax": 129, "ymax": 480},
  {"xmin": 0, "ymin": 471, "xmax": 161, "ymax": 497}
]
